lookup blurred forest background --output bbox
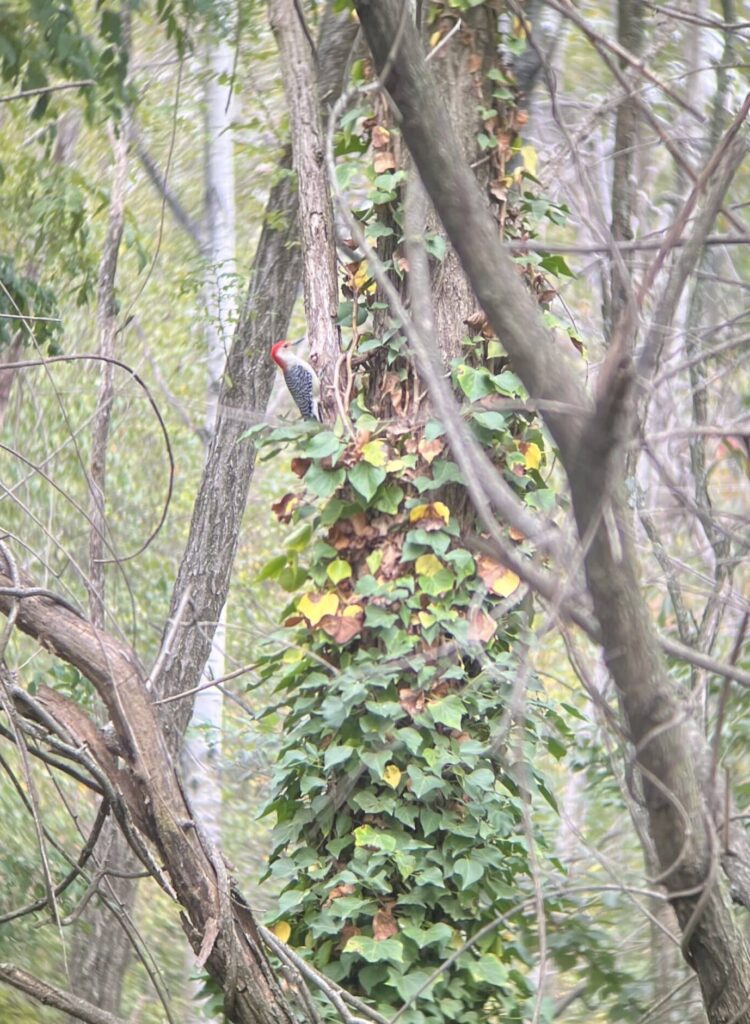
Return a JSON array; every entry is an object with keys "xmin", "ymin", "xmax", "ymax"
[{"xmin": 0, "ymin": 1, "xmax": 748, "ymax": 1023}]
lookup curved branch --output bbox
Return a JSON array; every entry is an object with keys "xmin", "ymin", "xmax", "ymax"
[{"xmin": 0, "ymin": 962, "xmax": 127, "ymax": 1024}]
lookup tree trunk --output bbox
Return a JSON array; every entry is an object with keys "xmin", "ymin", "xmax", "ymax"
[
  {"xmin": 352, "ymin": 4, "xmax": 750, "ymax": 1019},
  {"xmin": 182, "ymin": 19, "xmax": 237, "ymax": 1022}
]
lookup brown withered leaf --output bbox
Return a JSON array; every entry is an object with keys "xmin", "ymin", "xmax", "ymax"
[
  {"xmin": 509, "ymin": 526, "xmax": 525, "ymax": 542},
  {"xmin": 351, "ymin": 512, "xmax": 370, "ymax": 536},
  {"xmin": 467, "ymin": 52, "xmax": 482, "ymax": 74},
  {"xmin": 324, "ymin": 883, "xmax": 356, "ymax": 907},
  {"xmin": 374, "ymin": 150, "xmax": 396, "ymax": 174},
  {"xmin": 489, "ymin": 181, "xmax": 508, "ymax": 203},
  {"xmin": 464, "ymin": 310, "xmax": 496, "ymax": 341},
  {"xmin": 339, "ymin": 923, "xmax": 360, "ymax": 949},
  {"xmin": 318, "ymin": 609, "xmax": 364, "ymax": 645},
  {"xmin": 477, "ymin": 555, "xmax": 521, "ymax": 597},
  {"xmin": 382, "ymin": 371, "xmax": 405, "ymax": 416},
  {"xmin": 418, "ymin": 437, "xmax": 444, "ymax": 464},
  {"xmin": 373, "ymin": 908, "xmax": 399, "ymax": 941},
  {"xmin": 378, "ymin": 540, "xmax": 402, "ymax": 580},
  {"xmin": 399, "ymin": 688, "xmax": 426, "ymax": 717},
  {"xmin": 271, "ymin": 493, "xmax": 298, "ymax": 523},
  {"xmin": 290, "ymin": 457, "xmax": 310, "ymax": 478},
  {"xmin": 283, "ymin": 615, "xmax": 304, "ymax": 628},
  {"xmin": 468, "ymin": 609, "xmax": 497, "ymax": 644},
  {"xmin": 371, "ymin": 125, "xmax": 391, "ymax": 149}
]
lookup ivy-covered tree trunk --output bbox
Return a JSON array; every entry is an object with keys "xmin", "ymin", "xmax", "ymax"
[{"xmin": 258, "ymin": 4, "xmax": 596, "ymax": 1021}]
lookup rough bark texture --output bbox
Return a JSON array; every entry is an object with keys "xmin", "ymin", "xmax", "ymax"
[
  {"xmin": 67, "ymin": 825, "xmax": 139, "ymax": 1024},
  {"xmin": 268, "ymin": 0, "xmax": 341, "ymax": 413},
  {"xmin": 352, "ymin": 1, "xmax": 586, "ymax": 465},
  {"xmin": 427, "ymin": 8, "xmax": 496, "ymax": 362},
  {"xmin": 605, "ymin": 0, "xmax": 644, "ymax": 338},
  {"xmin": 155, "ymin": 154, "xmax": 299, "ymax": 748},
  {"xmin": 352, "ymin": 3, "xmax": 750, "ymax": 1019},
  {"xmin": 0, "ymin": 576, "xmax": 295, "ymax": 1024},
  {"xmin": 152, "ymin": 11, "xmax": 357, "ymax": 751}
]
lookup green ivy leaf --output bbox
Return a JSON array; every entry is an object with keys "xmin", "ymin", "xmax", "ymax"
[
  {"xmin": 327, "ymin": 559, "xmax": 352, "ymax": 584},
  {"xmin": 354, "ymin": 825, "xmax": 397, "ymax": 852},
  {"xmin": 256, "ymin": 554, "xmax": 287, "ymax": 581},
  {"xmin": 471, "ymin": 410, "xmax": 507, "ymax": 431},
  {"xmin": 471, "ymin": 953, "xmax": 509, "ymax": 987},
  {"xmin": 344, "ymin": 935, "xmax": 404, "ymax": 963},
  {"xmin": 454, "ymin": 857, "xmax": 484, "ymax": 889},
  {"xmin": 305, "ymin": 465, "xmax": 346, "ymax": 498},
  {"xmin": 373, "ymin": 483, "xmax": 403, "ymax": 514},
  {"xmin": 407, "ymin": 766, "xmax": 444, "ymax": 799},
  {"xmin": 304, "ymin": 430, "xmax": 344, "ymax": 459},
  {"xmin": 324, "ymin": 745, "xmax": 354, "ymax": 769},
  {"xmin": 429, "ymin": 695, "xmax": 465, "ymax": 731},
  {"xmin": 349, "ymin": 462, "xmax": 386, "ymax": 503}
]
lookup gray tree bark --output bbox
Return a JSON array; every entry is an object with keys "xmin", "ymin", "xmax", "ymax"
[
  {"xmin": 268, "ymin": 0, "xmax": 341, "ymax": 413},
  {"xmin": 351, "ymin": 4, "xmax": 750, "ymax": 1020}
]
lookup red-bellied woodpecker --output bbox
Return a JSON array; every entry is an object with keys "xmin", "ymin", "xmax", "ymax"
[{"xmin": 270, "ymin": 338, "xmax": 321, "ymax": 421}]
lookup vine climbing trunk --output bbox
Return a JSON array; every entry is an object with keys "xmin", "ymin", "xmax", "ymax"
[{"xmin": 352, "ymin": 3, "xmax": 750, "ymax": 1021}]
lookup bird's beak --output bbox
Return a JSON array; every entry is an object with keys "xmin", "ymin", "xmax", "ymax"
[{"xmin": 290, "ymin": 336, "xmax": 306, "ymax": 347}]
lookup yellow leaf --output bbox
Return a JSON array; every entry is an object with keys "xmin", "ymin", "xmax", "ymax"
[
  {"xmin": 326, "ymin": 559, "xmax": 352, "ymax": 584},
  {"xmin": 297, "ymin": 591, "xmax": 340, "ymax": 626},
  {"xmin": 382, "ymin": 764, "xmax": 402, "ymax": 789},
  {"xmin": 273, "ymin": 921, "xmax": 291, "ymax": 943},
  {"xmin": 353, "ymin": 264, "xmax": 371, "ymax": 291},
  {"xmin": 520, "ymin": 145, "xmax": 537, "ymax": 176},
  {"xmin": 362, "ymin": 439, "xmax": 388, "ymax": 467},
  {"xmin": 522, "ymin": 442, "xmax": 542, "ymax": 470},
  {"xmin": 418, "ymin": 610, "xmax": 436, "ymax": 628},
  {"xmin": 409, "ymin": 504, "xmax": 429, "ymax": 523},
  {"xmin": 429, "ymin": 29, "xmax": 442, "ymax": 46},
  {"xmin": 492, "ymin": 569, "xmax": 520, "ymax": 598},
  {"xmin": 432, "ymin": 501, "xmax": 450, "ymax": 524},
  {"xmin": 343, "ymin": 604, "xmax": 364, "ymax": 618},
  {"xmin": 415, "ymin": 553, "xmax": 443, "ymax": 577},
  {"xmin": 386, "ymin": 458, "xmax": 405, "ymax": 473}
]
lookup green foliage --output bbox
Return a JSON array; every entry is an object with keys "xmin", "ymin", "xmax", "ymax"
[
  {"xmin": 0, "ymin": 0, "xmax": 131, "ymax": 120},
  {"xmin": 0, "ymin": 255, "xmax": 62, "ymax": 351},
  {"xmin": 253, "ymin": 390, "xmax": 573, "ymax": 1022}
]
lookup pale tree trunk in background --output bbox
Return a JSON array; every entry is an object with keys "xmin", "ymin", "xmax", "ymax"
[
  {"xmin": 68, "ymin": 121, "xmax": 144, "ymax": 1024},
  {"xmin": 183, "ymin": 17, "xmax": 236, "ymax": 1022}
]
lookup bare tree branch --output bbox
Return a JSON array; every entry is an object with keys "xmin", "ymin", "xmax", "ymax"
[
  {"xmin": 0, "ymin": 962, "xmax": 127, "ymax": 1024},
  {"xmin": 88, "ymin": 123, "xmax": 129, "ymax": 627},
  {"xmin": 352, "ymin": 4, "xmax": 750, "ymax": 1019}
]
